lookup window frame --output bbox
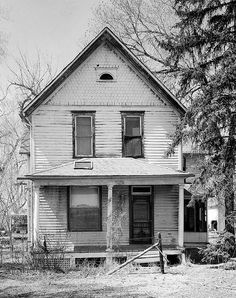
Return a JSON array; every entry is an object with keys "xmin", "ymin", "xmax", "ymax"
[
  {"xmin": 72, "ymin": 112, "xmax": 95, "ymax": 158},
  {"xmin": 184, "ymin": 199, "xmax": 207, "ymax": 232},
  {"xmin": 67, "ymin": 186, "xmax": 102, "ymax": 232},
  {"xmin": 121, "ymin": 112, "xmax": 144, "ymax": 158}
]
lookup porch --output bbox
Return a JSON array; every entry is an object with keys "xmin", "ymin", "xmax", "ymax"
[{"xmin": 21, "ymin": 158, "xmax": 194, "ymax": 258}]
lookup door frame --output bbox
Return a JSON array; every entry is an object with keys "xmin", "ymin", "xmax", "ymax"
[{"xmin": 129, "ymin": 186, "xmax": 154, "ymax": 244}]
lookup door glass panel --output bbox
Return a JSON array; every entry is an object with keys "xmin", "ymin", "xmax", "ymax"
[
  {"xmin": 125, "ymin": 117, "xmax": 141, "ymax": 136},
  {"xmin": 131, "ymin": 195, "xmax": 152, "ymax": 244}
]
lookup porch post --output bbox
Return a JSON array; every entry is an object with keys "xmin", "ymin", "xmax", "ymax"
[
  {"xmin": 106, "ymin": 183, "xmax": 114, "ymax": 252},
  {"xmin": 178, "ymin": 184, "xmax": 184, "ymax": 247},
  {"xmin": 33, "ymin": 185, "xmax": 40, "ymax": 246}
]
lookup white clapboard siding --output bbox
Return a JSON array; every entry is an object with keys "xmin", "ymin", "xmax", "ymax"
[
  {"xmin": 32, "ymin": 42, "xmax": 180, "ymax": 171},
  {"xmin": 33, "ymin": 110, "xmax": 73, "ymax": 171},
  {"xmin": 33, "ymin": 106, "xmax": 179, "ymax": 171},
  {"xmin": 144, "ymin": 110, "xmax": 179, "ymax": 168},
  {"xmin": 154, "ymin": 185, "xmax": 179, "ymax": 245},
  {"xmin": 45, "ymin": 44, "xmax": 166, "ymax": 108},
  {"xmin": 95, "ymin": 111, "xmax": 122, "ymax": 157},
  {"xmin": 38, "ymin": 184, "xmax": 180, "ymax": 249},
  {"xmin": 39, "ymin": 186, "xmax": 73, "ymax": 250},
  {"xmin": 38, "ymin": 185, "xmax": 131, "ymax": 249}
]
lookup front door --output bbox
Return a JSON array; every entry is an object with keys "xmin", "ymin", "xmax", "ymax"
[{"xmin": 130, "ymin": 186, "xmax": 153, "ymax": 244}]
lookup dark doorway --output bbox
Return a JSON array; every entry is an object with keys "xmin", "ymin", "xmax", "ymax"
[{"xmin": 130, "ymin": 186, "xmax": 153, "ymax": 244}]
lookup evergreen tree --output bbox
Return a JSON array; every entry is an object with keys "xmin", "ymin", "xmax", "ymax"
[{"xmin": 161, "ymin": 0, "xmax": 236, "ymax": 233}]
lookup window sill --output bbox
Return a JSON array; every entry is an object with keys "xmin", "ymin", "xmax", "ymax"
[{"xmin": 68, "ymin": 230, "xmax": 103, "ymax": 233}]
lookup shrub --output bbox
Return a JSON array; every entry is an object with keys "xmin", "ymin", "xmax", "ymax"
[{"xmin": 200, "ymin": 231, "xmax": 236, "ymax": 264}]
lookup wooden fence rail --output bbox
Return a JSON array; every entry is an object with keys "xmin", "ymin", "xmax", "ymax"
[{"xmin": 107, "ymin": 232, "xmax": 167, "ymax": 275}]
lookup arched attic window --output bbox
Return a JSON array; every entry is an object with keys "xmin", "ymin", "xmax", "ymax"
[{"xmin": 99, "ymin": 73, "xmax": 114, "ymax": 81}]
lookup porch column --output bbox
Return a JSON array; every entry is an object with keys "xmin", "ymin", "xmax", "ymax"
[
  {"xmin": 178, "ymin": 184, "xmax": 184, "ymax": 247},
  {"xmin": 33, "ymin": 185, "xmax": 40, "ymax": 246},
  {"xmin": 106, "ymin": 183, "xmax": 114, "ymax": 252}
]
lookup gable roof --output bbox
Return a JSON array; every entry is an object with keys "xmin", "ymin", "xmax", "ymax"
[{"xmin": 23, "ymin": 27, "xmax": 186, "ymax": 117}]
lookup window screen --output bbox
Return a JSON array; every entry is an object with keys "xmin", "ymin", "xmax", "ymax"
[
  {"xmin": 74, "ymin": 114, "xmax": 94, "ymax": 157},
  {"xmin": 122, "ymin": 114, "xmax": 143, "ymax": 157},
  {"xmin": 69, "ymin": 187, "xmax": 101, "ymax": 231}
]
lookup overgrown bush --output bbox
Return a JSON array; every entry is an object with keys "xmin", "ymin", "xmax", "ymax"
[
  {"xmin": 200, "ymin": 231, "xmax": 236, "ymax": 264},
  {"xmin": 28, "ymin": 234, "xmax": 70, "ymax": 272}
]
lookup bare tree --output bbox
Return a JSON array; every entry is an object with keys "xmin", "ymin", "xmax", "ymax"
[
  {"xmin": 9, "ymin": 51, "xmax": 55, "ymax": 120},
  {"xmin": 92, "ymin": 0, "xmax": 176, "ymax": 71},
  {"xmin": 0, "ymin": 53, "xmax": 55, "ymax": 231},
  {"xmin": 0, "ymin": 101, "xmax": 26, "ymax": 230}
]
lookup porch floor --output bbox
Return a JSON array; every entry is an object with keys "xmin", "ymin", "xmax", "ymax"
[
  {"xmin": 71, "ymin": 245, "xmax": 182, "ymax": 259},
  {"xmin": 74, "ymin": 245, "xmax": 178, "ymax": 253}
]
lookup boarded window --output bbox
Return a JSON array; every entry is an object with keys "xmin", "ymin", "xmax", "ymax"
[
  {"xmin": 74, "ymin": 114, "xmax": 94, "ymax": 157},
  {"xmin": 69, "ymin": 186, "xmax": 101, "ymax": 231},
  {"xmin": 122, "ymin": 113, "xmax": 143, "ymax": 157}
]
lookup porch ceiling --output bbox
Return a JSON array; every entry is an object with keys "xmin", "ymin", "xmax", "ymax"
[{"xmin": 20, "ymin": 158, "xmax": 193, "ymax": 186}]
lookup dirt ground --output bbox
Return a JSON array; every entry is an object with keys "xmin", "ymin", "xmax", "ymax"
[{"xmin": 0, "ymin": 264, "xmax": 235, "ymax": 298}]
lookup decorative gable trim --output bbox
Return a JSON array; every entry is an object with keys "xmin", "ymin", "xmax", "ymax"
[{"xmin": 23, "ymin": 27, "xmax": 186, "ymax": 117}]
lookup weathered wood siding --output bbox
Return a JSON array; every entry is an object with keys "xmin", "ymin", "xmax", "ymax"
[
  {"xmin": 32, "ymin": 43, "xmax": 180, "ymax": 172},
  {"xmin": 38, "ymin": 185, "xmax": 130, "ymax": 249},
  {"xmin": 38, "ymin": 185, "xmax": 178, "ymax": 249},
  {"xmin": 154, "ymin": 185, "xmax": 179, "ymax": 246}
]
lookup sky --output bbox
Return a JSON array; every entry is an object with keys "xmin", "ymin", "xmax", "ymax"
[{"xmin": 0, "ymin": 0, "xmax": 104, "ymax": 87}]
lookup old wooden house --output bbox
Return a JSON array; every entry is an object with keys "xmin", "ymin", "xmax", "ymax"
[{"xmin": 20, "ymin": 28, "xmax": 207, "ymax": 263}]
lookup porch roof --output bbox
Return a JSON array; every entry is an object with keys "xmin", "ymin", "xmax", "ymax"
[{"xmin": 22, "ymin": 158, "xmax": 193, "ymax": 185}]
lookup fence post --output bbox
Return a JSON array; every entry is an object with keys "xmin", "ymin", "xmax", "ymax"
[{"xmin": 158, "ymin": 232, "xmax": 164, "ymax": 274}]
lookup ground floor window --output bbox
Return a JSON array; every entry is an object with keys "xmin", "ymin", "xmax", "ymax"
[
  {"xmin": 184, "ymin": 198, "xmax": 207, "ymax": 232},
  {"xmin": 69, "ymin": 186, "xmax": 101, "ymax": 232}
]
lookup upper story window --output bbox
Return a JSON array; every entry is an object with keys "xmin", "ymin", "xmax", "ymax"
[
  {"xmin": 99, "ymin": 73, "xmax": 114, "ymax": 80},
  {"xmin": 122, "ymin": 112, "xmax": 144, "ymax": 158},
  {"xmin": 95, "ymin": 65, "xmax": 118, "ymax": 82},
  {"xmin": 73, "ymin": 112, "xmax": 95, "ymax": 157}
]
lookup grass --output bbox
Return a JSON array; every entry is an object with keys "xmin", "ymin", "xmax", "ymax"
[{"xmin": 0, "ymin": 261, "xmax": 236, "ymax": 297}]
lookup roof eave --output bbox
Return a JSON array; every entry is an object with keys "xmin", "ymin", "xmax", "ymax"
[{"xmin": 19, "ymin": 172, "xmax": 194, "ymax": 181}]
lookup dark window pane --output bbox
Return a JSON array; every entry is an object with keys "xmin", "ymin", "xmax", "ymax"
[
  {"xmin": 77, "ymin": 117, "xmax": 91, "ymax": 127},
  {"xmin": 76, "ymin": 137, "xmax": 92, "ymax": 155},
  {"xmin": 133, "ymin": 201, "xmax": 149, "ymax": 221},
  {"xmin": 69, "ymin": 187, "xmax": 100, "ymax": 231},
  {"xmin": 69, "ymin": 208, "xmax": 100, "ymax": 231},
  {"xmin": 132, "ymin": 187, "xmax": 151, "ymax": 194},
  {"xmin": 184, "ymin": 199, "xmax": 207, "ymax": 232},
  {"xmin": 184, "ymin": 200, "xmax": 195, "ymax": 231},
  {"xmin": 77, "ymin": 124, "xmax": 92, "ymax": 137},
  {"xmin": 76, "ymin": 117, "xmax": 92, "ymax": 137},
  {"xmin": 124, "ymin": 138, "xmax": 142, "ymax": 157},
  {"xmin": 100, "ymin": 73, "xmax": 113, "ymax": 80},
  {"xmin": 125, "ymin": 117, "xmax": 141, "ymax": 136}
]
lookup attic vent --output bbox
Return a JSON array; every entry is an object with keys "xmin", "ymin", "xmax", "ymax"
[
  {"xmin": 99, "ymin": 73, "xmax": 114, "ymax": 80},
  {"xmin": 74, "ymin": 161, "xmax": 93, "ymax": 170}
]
